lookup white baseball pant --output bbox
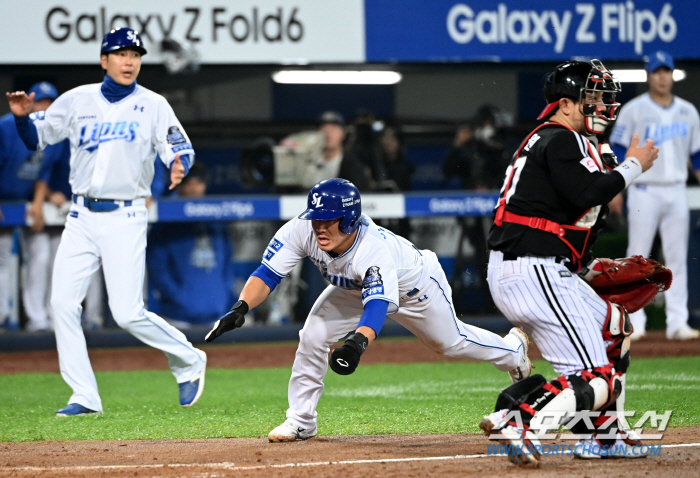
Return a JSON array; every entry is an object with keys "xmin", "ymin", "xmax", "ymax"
[
  {"xmin": 285, "ymin": 251, "xmax": 524, "ymax": 429},
  {"xmin": 51, "ymin": 201, "xmax": 205, "ymax": 412},
  {"xmin": 487, "ymin": 250, "xmax": 610, "ymax": 376},
  {"xmin": 626, "ymin": 183, "xmax": 689, "ymax": 335}
]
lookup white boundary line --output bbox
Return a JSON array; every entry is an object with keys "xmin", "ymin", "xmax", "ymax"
[{"xmin": 2, "ymin": 443, "xmax": 699, "ymax": 473}]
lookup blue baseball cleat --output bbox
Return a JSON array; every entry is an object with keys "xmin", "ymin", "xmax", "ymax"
[
  {"xmin": 179, "ymin": 363, "xmax": 206, "ymax": 407},
  {"xmin": 56, "ymin": 403, "xmax": 98, "ymax": 417}
]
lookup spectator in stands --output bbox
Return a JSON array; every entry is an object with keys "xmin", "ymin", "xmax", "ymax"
[
  {"xmin": 442, "ymin": 122, "xmax": 490, "ymax": 190},
  {"xmin": 146, "ymin": 162, "xmax": 235, "ymax": 329},
  {"xmin": 300, "ymin": 111, "xmax": 370, "ymax": 191},
  {"xmin": 377, "ymin": 125, "xmax": 414, "ymax": 192}
]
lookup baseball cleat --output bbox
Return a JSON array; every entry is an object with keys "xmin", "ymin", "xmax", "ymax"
[
  {"xmin": 268, "ymin": 419, "xmax": 318, "ymax": 442},
  {"xmin": 508, "ymin": 327, "xmax": 532, "ymax": 383},
  {"xmin": 55, "ymin": 403, "xmax": 98, "ymax": 417},
  {"xmin": 666, "ymin": 325, "xmax": 700, "ymax": 340},
  {"xmin": 179, "ymin": 355, "xmax": 206, "ymax": 407},
  {"xmin": 573, "ymin": 436, "xmax": 650, "ymax": 459},
  {"xmin": 480, "ymin": 420, "xmax": 540, "ymax": 467}
]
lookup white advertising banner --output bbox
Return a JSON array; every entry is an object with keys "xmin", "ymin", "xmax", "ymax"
[{"xmin": 0, "ymin": 0, "xmax": 365, "ymax": 64}]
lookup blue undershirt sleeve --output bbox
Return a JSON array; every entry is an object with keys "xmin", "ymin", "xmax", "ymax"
[
  {"xmin": 171, "ymin": 154, "xmax": 191, "ymax": 176},
  {"xmin": 251, "ymin": 263, "xmax": 283, "ymax": 292},
  {"xmin": 611, "ymin": 143, "xmax": 627, "ymax": 166},
  {"xmin": 691, "ymin": 150, "xmax": 700, "ymax": 171},
  {"xmin": 14, "ymin": 115, "xmax": 39, "ymax": 151},
  {"xmin": 358, "ymin": 299, "xmax": 390, "ymax": 337}
]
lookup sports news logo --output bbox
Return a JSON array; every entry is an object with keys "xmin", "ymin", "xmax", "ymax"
[
  {"xmin": 490, "ymin": 409, "xmax": 672, "ymax": 440},
  {"xmin": 311, "ymin": 193, "xmax": 323, "ymax": 208}
]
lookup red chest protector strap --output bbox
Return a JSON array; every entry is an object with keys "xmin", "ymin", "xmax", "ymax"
[{"xmin": 494, "ymin": 122, "xmax": 596, "ymax": 268}]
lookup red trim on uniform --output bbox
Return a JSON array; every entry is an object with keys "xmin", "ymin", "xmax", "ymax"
[
  {"xmin": 537, "ymin": 101, "xmax": 559, "ymax": 120},
  {"xmin": 519, "ymin": 403, "xmax": 537, "ymax": 416},
  {"xmin": 542, "ymin": 383, "xmax": 561, "ymax": 395},
  {"xmin": 581, "ymin": 370, "xmax": 596, "ymax": 381}
]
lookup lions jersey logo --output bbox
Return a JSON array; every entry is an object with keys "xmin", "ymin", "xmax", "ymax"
[
  {"xmin": 362, "ymin": 266, "xmax": 384, "ymax": 299},
  {"xmin": 167, "ymin": 126, "xmax": 186, "ymax": 145}
]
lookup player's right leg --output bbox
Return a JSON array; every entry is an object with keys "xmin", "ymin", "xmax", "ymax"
[
  {"xmin": 50, "ymin": 205, "xmax": 103, "ymax": 414},
  {"xmin": 21, "ymin": 230, "xmax": 52, "ymax": 332},
  {"xmin": 269, "ymin": 285, "xmax": 362, "ymax": 442},
  {"xmin": 0, "ymin": 230, "xmax": 14, "ymax": 325},
  {"xmin": 99, "ymin": 204, "xmax": 206, "ymax": 407}
]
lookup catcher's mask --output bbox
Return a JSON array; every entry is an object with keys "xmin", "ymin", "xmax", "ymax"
[{"xmin": 539, "ymin": 59, "xmax": 621, "ymax": 135}]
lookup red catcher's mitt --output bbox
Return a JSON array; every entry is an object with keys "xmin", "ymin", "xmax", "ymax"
[{"xmin": 588, "ymin": 256, "xmax": 673, "ymax": 313}]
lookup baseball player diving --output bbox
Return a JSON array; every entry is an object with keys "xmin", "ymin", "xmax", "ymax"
[
  {"xmin": 480, "ymin": 60, "xmax": 659, "ymax": 466},
  {"xmin": 206, "ymin": 177, "xmax": 532, "ymax": 442},
  {"xmin": 6, "ymin": 28, "xmax": 206, "ymax": 416}
]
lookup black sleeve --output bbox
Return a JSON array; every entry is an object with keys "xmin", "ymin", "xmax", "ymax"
[{"xmin": 545, "ymin": 132, "xmax": 626, "ymax": 210}]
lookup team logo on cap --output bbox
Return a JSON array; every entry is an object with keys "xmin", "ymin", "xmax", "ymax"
[{"xmin": 311, "ymin": 193, "xmax": 323, "ymax": 208}]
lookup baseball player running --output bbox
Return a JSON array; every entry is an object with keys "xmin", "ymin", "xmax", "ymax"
[
  {"xmin": 610, "ymin": 51, "xmax": 700, "ymax": 341},
  {"xmin": 206, "ymin": 177, "xmax": 532, "ymax": 442},
  {"xmin": 481, "ymin": 60, "xmax": 658, "ymax": 466},
  {"xmin": 6, "ymin": 28, "xmax": 206, "ymax": 416}
]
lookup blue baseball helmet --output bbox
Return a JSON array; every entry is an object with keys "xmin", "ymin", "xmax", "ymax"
[
  {"xmin": 298, "ymin": 178, "xmax": 362, "ymax": 234},
  {"xmin": 101, "ymin": 28, "xmax": 147, "ymax": 56}
]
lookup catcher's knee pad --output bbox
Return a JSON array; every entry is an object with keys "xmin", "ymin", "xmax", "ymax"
[
  {"xmin": 581, "ymin": 367, "xmax": 622, "ymax": 410},
  {"xmin": 604, "ymin": 303, "xmax": 632, "ymax": 373},
  {"xmin": 494, "ymin": 374, "xmax": 547, "ymax": 411}
]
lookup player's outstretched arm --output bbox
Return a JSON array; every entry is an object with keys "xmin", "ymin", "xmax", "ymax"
[
  {"xmin": 205, "ymin": 276, "xmax": 270, "ymax": 342},
  {"xmin": 6, "ymin": 91, "xmax": 34, "ymax": 117}
]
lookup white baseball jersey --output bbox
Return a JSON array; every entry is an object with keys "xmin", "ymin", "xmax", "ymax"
[
  {"xmin": 611, "ymin": 93, "xmax": 700, "ymax": 184},
  {"xmin": 262, "ymin": 214, "xmax": 422, "ymax": 314},
  {"xmin": 32, "ymin": 83, "xmax": 194, "ymax": 200}
]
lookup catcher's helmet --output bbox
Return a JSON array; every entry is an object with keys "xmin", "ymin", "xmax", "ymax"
[
  {"xmin": 101, "ymin": 28, "xmax": 147, "ymax": 56},
  {"xmin": 298, "ymin": 178, "xmax": 362, "ymax": 234},
  {"xmin": 539, "ymin": 59, "xmax": 620, "ymax": 134}
]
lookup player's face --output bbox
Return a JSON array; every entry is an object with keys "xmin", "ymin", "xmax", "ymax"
[
  {"xmin": 320, "ymin": 124, "xmax": 346, "ymax": 152},
  {"xmin": 100, "ymin": 48, "xmax": 142, "ymax": 86},
  {"xmin": 648, "ymin": 67, "xmax": 673, "ymax": 96},
  {"xmin": 311, "ymin": 219, "xmax": 356, "ymax": 254}
]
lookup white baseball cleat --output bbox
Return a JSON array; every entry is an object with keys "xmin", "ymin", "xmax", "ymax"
[
  {"xmin": 508, "ymin": 327, "xmax": 532, "ymax": 383},
  {"xmin": 666, "ymin": 325, "xmax": 700, "ymax": 340},
  {"xmin": 479, "ymin": 418, "xmax": 541, "ymax": 467},
  {"xmin": 268, "ymin": 419, "xmax": 318, "ymax": 442}
]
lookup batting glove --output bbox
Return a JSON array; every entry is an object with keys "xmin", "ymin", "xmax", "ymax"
[
  {"xmin": 329, "ymin": 332, "xmax": 369, "ymax": 375},
  {"xmin": 205, "ymin": 300, "xmax": 249, "ymax": 342}
]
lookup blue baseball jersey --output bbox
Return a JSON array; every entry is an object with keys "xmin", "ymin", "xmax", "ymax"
[
  {"xmin": 611, "ymin": 93, "xmax": 700, "ymax": 184},
  {"xmin": 0, "ymin": 112, "xmax": 70, "ymax": 201}
]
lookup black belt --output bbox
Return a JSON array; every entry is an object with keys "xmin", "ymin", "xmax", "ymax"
[{"xmin": 503, "ymin": 252, "xmax": 567, "ymax": 264}]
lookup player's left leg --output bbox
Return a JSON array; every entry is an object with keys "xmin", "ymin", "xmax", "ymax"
[
  {"xmin": 269, "ymin": 285, "xmax": 363, "ymax": 441},
  {"xmin": 659, "ymin": 184, "xmax": 696, "ymax": 339},
  {"xmin": 392, "ymin": 252, "xmax": 524, "ymax": 373},
  {"xmin": 99, "ymin": 205, "xmax": 206, "ymax": 404}
]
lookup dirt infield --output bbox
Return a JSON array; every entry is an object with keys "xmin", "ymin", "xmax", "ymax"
[{"xmin": 1, "ymin": 331, "xmax": 699, "ymax": 477}]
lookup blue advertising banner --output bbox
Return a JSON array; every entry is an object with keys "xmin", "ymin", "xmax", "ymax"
[{"xmin": 365, "ymin": 0, "xmax": 698, "ymax": 62}]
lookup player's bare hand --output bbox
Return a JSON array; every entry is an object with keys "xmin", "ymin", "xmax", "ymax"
[
  {"xmin": 626, "ymin": 134, "xmax": 659, "ymax": 172},
  {"xmin": 26, "ymin": 202, "xmax": 45, "ymax": 232},
  {"xmin": 6, "ymin": 91, "xmax": 34, "ymax": 117},
  {"xmin": 205, "ymin": 300, "xmax": 249, "ymax": 342},
  {"xmin": 169, "ymin": 154, "xmax": 185, "ymax": 190},
  {"xmin": 49, "ymin": 191, "xmax": 67, "ymax": 207}
]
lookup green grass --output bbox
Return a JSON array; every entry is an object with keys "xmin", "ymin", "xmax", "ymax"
[{"xmin": 1, "ymin": 356, "xmax": 698, "ymax": 442}]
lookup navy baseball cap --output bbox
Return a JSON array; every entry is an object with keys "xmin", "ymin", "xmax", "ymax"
[
  {"xmin": 646, "ymin": 51, "xmax": 674, "ymax": 73},
  {"xmin": 28, "ymin": 82, "xmax": 58, "ymax": 101},
  {"xmin": 318, "ymin": 111, "xmax": 345, "ymax": 127}
]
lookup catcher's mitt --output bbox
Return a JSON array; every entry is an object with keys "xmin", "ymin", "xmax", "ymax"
[{"xmin": 588, "ymin": 256, "xmax": 672, "ymax": 313}]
